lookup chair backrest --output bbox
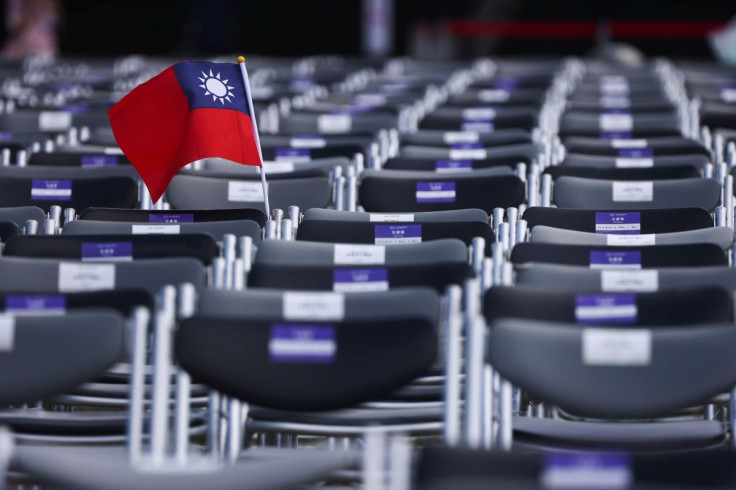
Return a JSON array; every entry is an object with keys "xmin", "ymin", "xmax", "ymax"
[
  {"xmin": 0, "ymin": 289, "xmax": 153, "ymax": 317},
  {"xmin": 511, "ymin": 242, "xmax": 727, "ymax": 269},
  {"xmin": 488, "ymin": 318, "xmax": 736, "ymax": 418},
  {"xmin": 278, "ymin": 110, "xmax": 397, "ymax": 134},
  {"xmin": 562, "ymin": 136, "xmax": 709, "ymax": 158},
  {"xmin": 561, "ymin": 153, "xmax": 709, "ymax": 171},
  {"xmin": 175, "ymin": 291, "xmax": 439, "ymax": 411},
  {"xmin": 484, "ymin": 285, "xmax": 733, "ymax": 325},
  {"xmin": 27, "ymin": 151, "xmax": 132, "ymax": 167},
  {"xmin": 529, "ymin": 226, "xmax": 734, "ymax": 250},
  {"xmin": 544, "ymin": 164, "xmax": 702, "ymax": 182},
  {"xmin": 360, "ymin": 169, "xmax": 525, "ymax": 213},
  {"xmin": 0, "ymin": 176, "xmax": 138, "ymax": 212},
  {"xmin": 63, "ymin": 219, "xmax": 261, "ymax": 243},
  {"xmin": 80, "ymin": 207, "xmax": 267, "ymax": 227},
  {"xmin": 515, "ymin": 264, "xmax": 736, "ymax": 293},
  {"xmin": 201, "ymin": 156, "xmax": 351, "ymax": 176},
  {"xmin": 0, "ymin": 221, "xmax": 18, "ymax": 242},
  {"xmin": 398, "ymin": 142, "xmax": 538, "ymax": 163},
  {"xmin": 0, "ymin": 257, "xmax": 206, "ymax": 294},
  {"xmin": 553, "ymin": 177, "xmax": 721, "ymax": 211},
  {"xmin": 4, "ymin": 234, "xmax": 220, "ymax": 265},
  {"xmin": 166, "ymin": 173, "xmax": 332, "ymax": 212},
  {"xmin": 298, "ymin": 208, "xmax": 493, "ymax": 251},
  {"xmin": 522, "ymin": 207, "xmax": 714, "ymax": 234},
  {"xmin": 398, "ymin": 128, "xmax": 532, "ymax": 148},
  {"xmin": 0, "ymin": 311, "xmax": 125, "ymax": 406}
]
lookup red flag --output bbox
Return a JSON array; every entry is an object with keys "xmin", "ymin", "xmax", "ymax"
[{"xmin": 108, "ymin": 61, "xmax": 262, "ymax": 203}]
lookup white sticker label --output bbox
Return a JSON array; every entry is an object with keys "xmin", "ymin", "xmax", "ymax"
[
  {"xmin": 318, "ymin": 114, "xmax": 352, "ymax": 133},
  {"xmin": 131, "ymin": 225, "xmax": 181, "ymax": 235},
  {"xmin": 615, "ymin": 158, "xmax": 653, "ymax": 168},
  {"xmin": 449, "ymin": 148, "xmax": 487, "ymax": 160},
  {"xmin": 600, "ymin": 96, "xmax": 631, "ymax": 108},
  {"xmin": 601, "ymin": 270, "xmax": 658, "ymax": 292},
  {"xmin": 39, "ymin": 111, "xmax": 72, "ymax": 131},
  {"xmin": 462, "ymin": 107, "xmax": 496, "ymax": 120},
  {"xmin": 443, "ymin": 131, "xmax": 479, "ymax": 144},
  {"xmin": 611, "ymin": 139, "xmax": 647, "ymax": 148},
  {"xmin": 369, "ymin": 213, "xmax": 414, "ymax": 222},
  {"xmin": 478, "ymin": 89, "xmax": 510, "ymax": 102},
  {"xmin": 612, "ymin": 181, "xmax": 653, "ymax": 202},
  {"xmin": 721, "ymin": 89, "xmax": 736, "ymax": 103},
  {"xmin": 0, "ymin": 315, "xmax": 14, "ymax": 351},
  {"xmin": 599, "ymin": 114, "xmax": 633, "ymax": 131},
  {"xmin": 333, "ymin": 244, "xmax": 386, "ymax": 265},
  {"xmin": 227, "ymin": 181, "xmax": 265, "ymax": 202},
  {"xmin": 289, "ymin": 137, "xmax": 326, "ymax": 148},
  {"xmin": 583, "ymin": 328, "xmax": 651, "ymax": 366},
  {"xmin": 262, "ymin": 162, "xmax": 295, "ymax": 174},
  {"xmin": 606, "ymin": 234, "xmax": 655, "ymax": 246},
  {"xmin": 104, "ymin": 147, "xmax": 124, "ymax": 155},
  {"xmin": 58, "ymin": 263, "xmax": 115, "ymax": 292},
  {"xmin": 283, "ymin": 292, "xmax": 345, "ymax": 321}
]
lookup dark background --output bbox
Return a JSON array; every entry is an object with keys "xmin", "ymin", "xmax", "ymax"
[{"xmin": 4, "ymin": 0, "xmax": 734, "ymax": 58}]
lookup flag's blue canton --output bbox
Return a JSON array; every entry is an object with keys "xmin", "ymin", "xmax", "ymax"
[{"xmin": 173, "ymin": 62, "xmax": 250, "ymax": 114}]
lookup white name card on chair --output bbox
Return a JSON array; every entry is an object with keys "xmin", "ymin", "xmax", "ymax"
[
  {"xmin": 58, "ymin": 263, "xmax": 115, "ymax": 292},
  {"xmin": 583, "ymin": 328, "xmax": 651, "ymax": 366},
  {"xmin": 318, "ymin": 114, "xmax": 352, "ymax": 133},
  {"xmin": 0, "ymin": 315, "xmax": 15, "ymax": 351},
  {"xmin": 606, "ymin": 234, "xmax": 656, "ymax": 246},
  {"xmin": 369, "ymin": 213, "xmax": 414, "ymax": 223},
  {"xmin": 612, "ymin": 181, "xmax": 653, "ymax": 202},
  {"xmin": 283, "ymin": 292, "xmax": 345, "ymax": 321},
  {"xmin": 227, "ymin": 181, "xmax": 265, "ymax": 202},
  {"xmin": 333, "ymin": 244, "xmax": 386, "ymax": 265},
  {"xmin": 601, "ymin": 270, "xmax": 658, "ymax": 292}
]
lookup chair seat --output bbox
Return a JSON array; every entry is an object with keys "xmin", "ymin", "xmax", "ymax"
[
  {"xmin": 513, "ymin": 416, "xmax": 726, "ymax": 452},
  {"xmin": 249, "ymin": 405, "xmax": 442, "ymax": 427},
  {"xmin": 16, "ymin": 446, "xmax": 356, "ymax": 490}
]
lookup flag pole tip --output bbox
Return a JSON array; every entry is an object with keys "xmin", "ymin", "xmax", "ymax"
[{"xmin": 237, "ymin": 56, "xmax": 246, "ymax": 63}]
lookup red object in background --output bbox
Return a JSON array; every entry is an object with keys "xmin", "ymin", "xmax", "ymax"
[{"xmin": 108, "ymin": 61, "xmax": 261, "ymax": 203}]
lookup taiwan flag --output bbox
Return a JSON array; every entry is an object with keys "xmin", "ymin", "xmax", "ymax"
[{"xmin": 108, "ymin": 61, "xmax": 262, "ymax": 203}]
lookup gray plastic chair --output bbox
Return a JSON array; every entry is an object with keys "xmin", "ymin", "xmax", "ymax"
[
  {"xmin": 166, "ymin": 173, "xmax": 332, "ymax": 212},
  {"xmin": 254, "ymin": 238, "xmax": 468, "ymax": 267},
  {"xmin": 515, "ymin": 263, "xmax": 736, "ymax": 292},
  {"xmin": 400, "ymin": 143, "xmax": 537, "ymax": 162},
  {"xmin": 0, "ymin": 257, "xmax": 206, "ymax": 294},
  {"xmin": 201, "ymin": 156, "xmax": 352, "ymax": 176},
  {"xmin": 554, "ymin": 176, "xmax": 721, "ymax": 211},
  {"xmin": 0, "ymin": 164, "xmax": 139, "ymax": 180},
  {"xmin": 487, "ymin": 318, "xmax": 736, "ymax": 451},
  {"xmin": 0, "ymin": 206, "xmax": 45, "ymax": 228},
  {"xmin": 303, "ymin": 208, "xmax": 490, "ymax": 223},
  {"xmin": 530, "ymin": 225, "xmax": 735, "ymax": 250},
  {"xmin": 62, "ymin": 219, "xmax": 262, "ymax": 243},
  {"xmin": 562, "ymin": 153, "xmax": 710, "ymax": 171}
]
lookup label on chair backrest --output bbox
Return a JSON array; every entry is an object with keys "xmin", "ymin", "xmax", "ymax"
[
  {"xmin": 601, "ymin": 270, "xmax": 658, "ymax": 292},
  {"xmin": 610, "ymin": 139, "xmax": 647, "ymax": 148},
  {"xmin": 416, "ymin": 182, "xmax": 456, "ymax": 203},
  {"xmin": 462, "ymin": 107, "xmax": 497, "ymax": 120},
  {"xmin": 262, "ymin": 162, "xmax": 296, "ymax": 174},
  {"xmin": 443, "ymin": 131, "xmax": 479, "ymax": 144},
  {"xmin": 721, "ymin": 89, "xmax": 736, "ymax": 103},
  {"xmin": 269, "ymin": 324, "xmax": 336, "ymax": 363},
  {"xmin": 595, "ymin": 212, "xmax": 641, "ymax": 235},
  {"xmin": 541, "ymin": 451, "xmax": 632, "ymax": 488},
  {"xmin": 599, "ymin": 113, "xmax": 633, "ymax": 131},
  {"xmin": 460, "ymin": 120, "xmax": 494, "ymax": 134},
  {"xmin": 132, "ymin": 224, "xmax": 181, "ymax": 235},
  {"xmin": 289, "ymin": 134, "xmax": 326, "ymax": 148},
  {"xmin": 334, "ymin": 244, "xmax": 385, "ymax": 265},
  {"xmin": 369, "ymin": 213, "xmax": 414, "ymax": 223},
  {"xmin": 149, "ymin": 213, "xmax": 193, "ymax": 224},
  {"xmin": 333, "ymin": 268, "xmax": 389, "ymax": 293},
  {"xmin": 478, "ymin": 89, "xmax": 510, "ymax": 102},
  {"xmin": 5, "ymin": 295, "xmax": 66, "ymax": 315},
  {"xmin": 275, "ymin": 148, "xmax": 311, "ymax": 162},
  {"xmin": 283, "ymin": 292, "xmax": 345, "ymax": 320},
  {"xmin": 31, "ymin": 179, "xmax": 72, "ymax": 201},
  {"xmin": 599, "ymin": 95, "xmax": 630, "ymax": 108},
  {"xmin": 227, "ymin": 181, "xmax": 265, "ymax": 202},
  {"xmin": 590, "ymin": 251, "xmax": 642, "ymax": 269},
  {"xmin": 81, "ymin": 242, "xmax": 133, "ymax": 262},
  {"xmin": 612, "ymin": 181, "xmax": 652, "ymax": 202},
  {"xmin": 374, "ymin": 224, "xmax": 422, "ymax": 245},
  {"xmin": 435, "ymin": 160, "xmax": 473, "ymax": 173},
  {"xmin": 583, "ymin": 328, "xmax": 651, "ymax": 366},
  {"xmin": 0, "ymin": 315, "xmax": 15, "ymax": 351},
  {"xmin": 449, "ymin": 143, "xmax": 487, "ymax": 159},
  {"xmin": 606, "ymin": 234, "xmax": 655, "ymax": 246},
  {"xmin": 58, "ymin": 263, "xmax": 115, "ymax": 292},
  {"xmin": 81, "ymin": 155, "xmax": 118, "ymax": 167},
  {"xmin": 39, "ymin": 111, "xmax": 72, "ymax": 131},
  {"xmin": 615, "ymin": 148, "xmax": 653, "ymax": 168},
  {"xmin": 317, "ymin": 114, "xmax": 352, "ymax": 133},
  {"xmin": 575, "ymin": 294, "xmax": 638, "ymax": 325},
  {"xmin": 600, "ymin": 76, "xmax": 630, "ymax": 95}
]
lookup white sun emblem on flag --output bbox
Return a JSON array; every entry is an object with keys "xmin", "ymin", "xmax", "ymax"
[{"xmin": 198, "ymin": 70, "xmax": 235, "ymax": 104}]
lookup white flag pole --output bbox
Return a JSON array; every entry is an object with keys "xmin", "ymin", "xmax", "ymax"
[{"xmin": 237, "ymin": 55, "xmax": 270, "ymax": 217}]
